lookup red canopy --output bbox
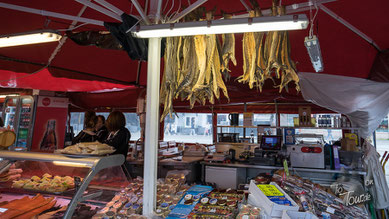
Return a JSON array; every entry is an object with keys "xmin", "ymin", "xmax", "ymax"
[
  {"xmin": 0, "ymin": 0, "xmax": 388, "ymax": 108},
  {"xmin": 0, "ymin": 68, "xmax": 133, "ymax": 92}
]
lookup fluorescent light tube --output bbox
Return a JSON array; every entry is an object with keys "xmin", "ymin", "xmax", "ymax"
[
  {"xmin": 130, "ymin": 14, "xmax": 308, "ymax": 38},
  {"xmin": 304, "ymin": 35, "xmax": 324, "ymax": 72},
  {"xmin": 0, "ymin": 31, "xmax": 62, "ymax": 48},
  {"xmin": 0, "ymin": 94, "xmax": 19, "ymax": 98}
]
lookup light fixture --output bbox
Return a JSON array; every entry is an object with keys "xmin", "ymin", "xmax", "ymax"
[
  {"xmin": 0, "ymin": 30, "xmax": 62, "ymax": 48},
  {"xmin": 130, "ymin": 14, "xmax": 309, "ymax": 38},
  {"xmin": 304, "ymin": 35, "xmax": 324, "ymax": 72},
  {"xmin": 0, "ymin": 94, "xmax": 19, "ymax": 98}
]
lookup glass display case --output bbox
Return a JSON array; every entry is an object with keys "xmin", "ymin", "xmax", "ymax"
[{"xmin": 0, "ymin": 151, "xmax": 128, "ymax": 218}]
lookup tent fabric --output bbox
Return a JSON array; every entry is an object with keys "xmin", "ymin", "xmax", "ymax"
[
  {"xmin": 363, "ymin": 141, "xmax": 389, "ymax": 209},
  {"xmin": 0, "ymin": 68, "xmax": 133, "ymax": 92},
  {"xmin": 299, "ymin": 72, "xmax": 389, "ymax": 138},
  {"xmin": 0, "ymin": 0, "xmax": 388, "ymax": 87}
]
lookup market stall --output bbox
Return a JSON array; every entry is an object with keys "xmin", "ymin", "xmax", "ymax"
[{"xmin": 0, "ymin": 0, "xmax": 388, "ymax": 218}]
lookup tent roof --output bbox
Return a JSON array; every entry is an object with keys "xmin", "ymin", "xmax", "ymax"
[{"xmin": 0, "ymin": 0, "xmax": 388, "ymax": 108}]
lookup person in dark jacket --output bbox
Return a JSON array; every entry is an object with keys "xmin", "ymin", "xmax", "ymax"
[
  {"xmin": 95, "ymin": 115, "xmax": 108, "ymax": 143},
  {"xmin": 105, "ymin": 111, "xmax": 131, "ymax": 159},
  {"xmin": 72, "ymin": 115, "xmax": 97, "ymax": 144}
]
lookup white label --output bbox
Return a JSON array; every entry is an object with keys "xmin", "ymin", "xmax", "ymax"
[
  {"xmin": 38, "ymin": 96, "xmax": 68, "ymax": 108},
  {"xmin": 326, "ymin": 207, "xmax": 335, "ymax": 214},
  {"xmin": 0, "ymin": 208, "xmax": 8, "ymax": 213}
]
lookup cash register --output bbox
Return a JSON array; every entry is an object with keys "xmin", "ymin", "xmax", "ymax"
[{"xmin": 249, "ymin": 135, "xmax": 283, "ymax": 166}]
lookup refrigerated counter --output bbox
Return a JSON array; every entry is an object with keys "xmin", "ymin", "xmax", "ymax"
[{"xmin": 0, "ymin": 151, "xmax": 126, "ymax": 218}]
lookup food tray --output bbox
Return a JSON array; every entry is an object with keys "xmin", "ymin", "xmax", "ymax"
[{"xmin": 55, "ymin": 150, "xmax": 115, "ymax": 156}]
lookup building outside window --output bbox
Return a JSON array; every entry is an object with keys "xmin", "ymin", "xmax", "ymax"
[{"xmin": 164, "ymin": 113, "xmax": 212, "ymax": 144}]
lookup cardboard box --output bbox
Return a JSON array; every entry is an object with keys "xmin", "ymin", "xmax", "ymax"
[
  {"xmin": 341, "ymin": 138, "xmax": 358, "ymax": 151},
  {"xmin": 281, "ymin": 210, "xmax": 318, "ymax": 219},
  {"xmin": 298, "ymin": 107, "xmax": 312, "ymax": 127},
  {"xmin": 243, "ymin": 112, "xmax": 253, "ymax": 126},
  {"xmin": 248, "ymin": 181, "xmax": 299, "ymax": 217}
]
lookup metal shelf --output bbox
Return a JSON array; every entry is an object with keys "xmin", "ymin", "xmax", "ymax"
[
  {"xmin": 215, "ymin": 142, "xmax": 260, "ymax": 146},
  {"xmin": 217, "ymin": 126, "xmax": 360, "ymax": 130}
]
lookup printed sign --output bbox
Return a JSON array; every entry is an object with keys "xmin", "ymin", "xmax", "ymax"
[{"xmin": 257, "ymin": 184, "xmax": 284, "ymax": 197}]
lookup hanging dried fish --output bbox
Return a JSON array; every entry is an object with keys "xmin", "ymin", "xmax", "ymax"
[
  {"xmin": 220, "ymin": 14, "xmax": 237, "ymax": 81},
  {"xmin": 160, "ymin": 37, "xmax": 180, "ymax": 121}
]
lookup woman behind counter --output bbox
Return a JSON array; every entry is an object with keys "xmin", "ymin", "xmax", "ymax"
[
  {"xmin": 72, "ymin": 115, "xmax": 97, "ymax": 144},
  {"xmin": 105, "ymin": 111, "xmax": 131, "ymax": 159}
]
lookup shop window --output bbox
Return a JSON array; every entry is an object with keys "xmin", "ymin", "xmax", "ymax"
[
  {"xmin": 216, "ymin": 113, "xmax": 276, "ymax": 142},
  {"xmin": 164, "ymin": 113, "xmax": 212, "ymax": 144},
  {"xmin": 70, "ymin": 112, "xmax": 84, "ymax": 137},
  {"xmin": 280, "ymin": 113, "xmax": 342, "ymax": 144},
  {"xmin": 70, "ymin": 112, "xmax": 140, "ymax": 141},
  {"xmin": 375, "ymin": 115, "xmax": 389, "ymax": 184}
]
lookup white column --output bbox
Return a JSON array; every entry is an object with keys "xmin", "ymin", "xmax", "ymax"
[{"xmin": 142, "ymin": 37, "xmax": 161, "ymax": 216}]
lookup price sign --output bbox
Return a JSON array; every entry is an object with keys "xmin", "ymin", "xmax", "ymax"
[{"xmin": 257, "ymin": 184, "xmax": 284, "ymax": 197}]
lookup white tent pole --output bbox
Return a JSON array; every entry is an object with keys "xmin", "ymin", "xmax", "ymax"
[
  {"xmin": 75, "ymin": 0, "xmax": 122, "ymax": 22},
  {"xmin": 319, "ymin": 4, "xmax": 381, "ymax": 51},
  {"xmin": 131, "ymin": 0, "xmax": 151, "ymax": 25},
  {"xmin": 93, "ymin": 0, "xmax": 125, "ymax": 16},
  {"xmin": 142, "ymin": 37, "xmax": 161, "ymax": 216},
  {"xmin": 0, "ymin": 2, "xmax": 104, "ymax": 26}
]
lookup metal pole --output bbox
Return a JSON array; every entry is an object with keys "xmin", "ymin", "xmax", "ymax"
[
  {"xmin": 142, "ymin": 37, "xmax": 161, "ymax": 216},
  {"xmin": 319, "ymin": 4, "xmax": 381, "ymax": 51},
  {"xmin": 0, "ymin": 2, "xmax": 104, "ymax": 26}
]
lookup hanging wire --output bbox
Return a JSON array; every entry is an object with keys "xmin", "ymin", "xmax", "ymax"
[
  {"xmin": 166, "ymin": 0, "xmax": 175, "ymax": 19},
  {"xmin": 163, "ymin": 0, "xmax": 171, "ymax": 13},
  {"xmin": 57, "ymin": 23, "xmax": 89, "ymax": 32},
  {"xmin": 168, "ymin": 0, "xmax": 182, "ymax": 21},
  {"xmin": 309, "ymin": 0, "xmax": 319, "ymax": 38}
]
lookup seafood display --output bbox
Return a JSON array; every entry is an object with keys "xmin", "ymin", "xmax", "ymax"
[
  {"xmin": 0, "ymin": 194, "xmax": 57, "ymax": 218},
  {"xmin": 160, "ymin": 11, "xmax": 232, "ymax": 121},
  {"xmin": 272, "ymin": 170, "xmax": 369, "ymax": 218},
  {"xmin": 94, "ymin": 172, "xmax": 189, "ymax": 218},
  {"xmin": 238, "ymin": 2, "xmax": 300, "ymax": 93},
  {"xmin": 55, "ymin": 141, "xmax": 115, "ymax": 155},
  {"xmin": 12, "ymin": 173, "xmax": 78, "ymax": 193}
]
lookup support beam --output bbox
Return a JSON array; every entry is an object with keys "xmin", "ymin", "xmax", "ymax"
[
  {"xmin": 319, "ymin": 4, "xmax": 381, "ymax": 51},
  {"xmin": 170, "ymin": 0, "xmax": 208, "ymax": 23},
  {"xmin": 131, "ymin": 0, "xmax": 151, "ymax": 25},
  {"xmin": 232, "ymin": 0, "xmax": 337, "ymax": 18},
  {"xmin": 148, "ymin": 0, "xmax": 163, "ymax": 24},
  {"xmin": 240, "ymin": 0, "xmax": 251, "ymax": 11},
  {"xmin": 142, "ymin": 37, "xmax": 161, "ymax": 216},
  {"xmin": 93, "ymin": 0, "xmax": 125, "ymax": 16},
  {"xmin": 75, "ymin": 0, "xmax": 122, "ymax": 21},
  {"xmin": 0, "ymin": 2, "xmax": 104, "ymax": 26}
]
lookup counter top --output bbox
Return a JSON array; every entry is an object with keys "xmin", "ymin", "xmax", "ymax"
[
  {"xmin": 127, "ymin": 156, "xmax": 204, "ymax": 165},
  {"xmin": 201, "ymin": 161, "xmax": 366, "ymax": 175}
]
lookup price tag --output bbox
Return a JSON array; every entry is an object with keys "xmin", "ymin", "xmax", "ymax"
[
  {"xmin": 283, "ymin": 159, "xmax": 289, "ymax": 176},
  {"xmin": 326, "ymin": 206, "xmax": 336, "ymax": 214},
  {"xmin": 257, "ymin": 184, "xmax": 284, "ymax": 197}
]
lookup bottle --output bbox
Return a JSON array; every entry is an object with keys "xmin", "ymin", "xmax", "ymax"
[
  {"xmin": 250, "ymin": 130, "xmax": 254, "ymax": 143},
  {"xmin": 318, "ymin": 115, "xmax": 322, "ymax": 127},
  {"xmin": 40, "ymin": 120, "xmax": 57, "ymax": 151}
]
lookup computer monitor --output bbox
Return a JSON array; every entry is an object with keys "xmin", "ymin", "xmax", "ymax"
[{"xmin": 260, "ymin": 135, "xmax": 282, "ymax": 150}]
